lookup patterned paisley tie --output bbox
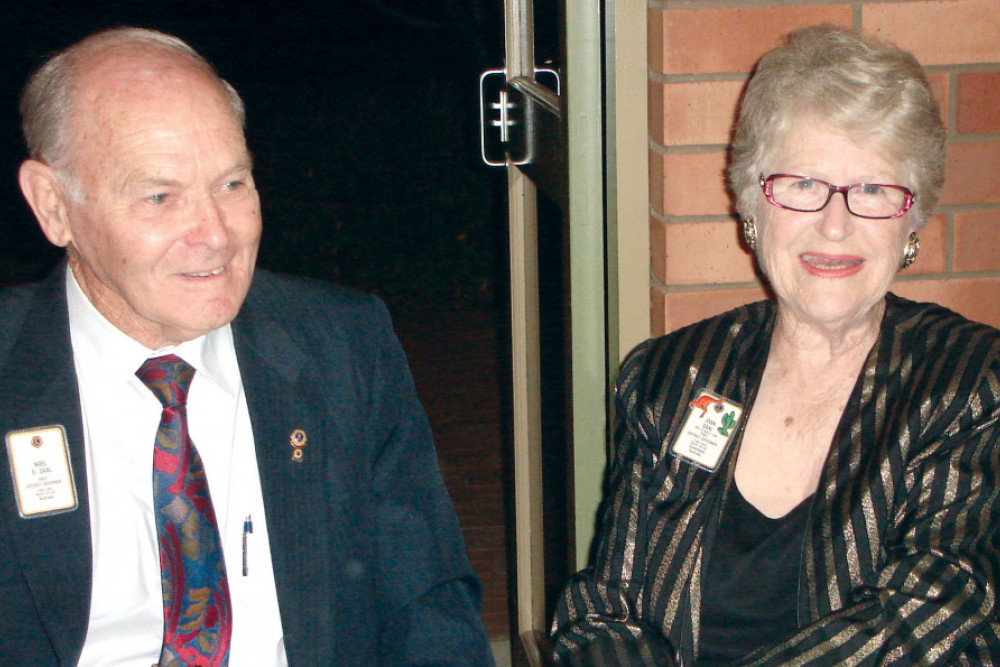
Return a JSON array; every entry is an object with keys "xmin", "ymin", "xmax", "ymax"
[{"xmin": 137, "ymin": 355, "xmax": 232, "ymax": 667}]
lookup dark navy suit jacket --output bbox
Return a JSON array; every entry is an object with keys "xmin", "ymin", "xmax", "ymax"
[{"xmin": 0, "ymin": 265, "xmax": 493, "ymax": 665}]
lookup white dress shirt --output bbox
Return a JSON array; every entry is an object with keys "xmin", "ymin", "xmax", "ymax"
[{"xmin": 66, "ymin": 271, "xmax": 288, "ymax": 666}]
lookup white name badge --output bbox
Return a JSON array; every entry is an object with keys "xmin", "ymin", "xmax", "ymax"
[
  {"xmin": 669, "ymin": 389, "xmax": 744, "ymax": 472},
  {"xmin": 6, "ymin": 425, "xmax": 79, "ymax": 518}
]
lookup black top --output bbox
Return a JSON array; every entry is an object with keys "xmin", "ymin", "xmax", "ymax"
[{"xmin": 698, "ymin": 484, "xmax": 812, "ymax": 664}]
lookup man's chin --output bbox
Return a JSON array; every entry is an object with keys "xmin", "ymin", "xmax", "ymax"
[{"xmin": 149, "ymin": 302, "xmax": 245, "ymax": 347}]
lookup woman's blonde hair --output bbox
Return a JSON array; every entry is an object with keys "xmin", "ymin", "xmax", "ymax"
[{"xmin": 728, "ymin": 24, "xmax": 945, "ymax": 227}]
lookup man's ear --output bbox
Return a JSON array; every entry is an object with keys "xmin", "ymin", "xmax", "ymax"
[{"xmin": 18, "ymin": 159, "xmax": 74, "ymax": 247}]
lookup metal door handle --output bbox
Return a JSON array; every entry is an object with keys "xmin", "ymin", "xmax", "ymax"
[{"xmin": 479, "ymin": 68, "xmax": 561, "ymax": 168}]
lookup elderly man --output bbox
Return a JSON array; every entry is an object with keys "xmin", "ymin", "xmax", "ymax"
[{"xmin": 0, "ymin": 27, "xmax": 492, "ymax": 666}]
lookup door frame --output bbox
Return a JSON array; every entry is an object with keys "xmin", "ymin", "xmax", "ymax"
[
  {"xmin": 504, "ymin": 0, "xmax": 649, "ymax": 660},
  {"xmin": 564, "ymin": 0, "xmax": 649, "ymax": 573}
]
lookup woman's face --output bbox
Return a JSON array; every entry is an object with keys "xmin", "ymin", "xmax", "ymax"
[{"xmin": 755, "ymin": 121, "xmax": 918, "ymax": 332}]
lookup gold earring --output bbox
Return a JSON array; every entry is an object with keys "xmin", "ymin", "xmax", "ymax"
[
  {"xmin": 742, "ymin": 218, "xmax": 757, "ymax": 252},
  {"xmin": 901, "ymin": 232, "xmax": 919, "ymax": 269}
]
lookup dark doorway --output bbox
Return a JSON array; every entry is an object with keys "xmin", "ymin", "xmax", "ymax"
[{"xmin": 0, "ymin": 0, "xmax": 514, "ymax": 655}]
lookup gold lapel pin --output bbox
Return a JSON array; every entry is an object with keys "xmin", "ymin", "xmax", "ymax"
[{"xmin": 289, "ymin": 429, "xmax": 307, "ymax": 462}]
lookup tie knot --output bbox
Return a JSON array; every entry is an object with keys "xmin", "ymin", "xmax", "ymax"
[{"xmin": 136, "ymin": 354, "xmax": 195, "ymax": 408}]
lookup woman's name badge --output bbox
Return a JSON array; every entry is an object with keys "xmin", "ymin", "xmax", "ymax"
[
  {"xmin": 670, "ymin": 390, "xmax": 744, "ymax": 472},
  {"xmin": 5, "ymin": 425, "xmax": 78, "ymax": 518}
]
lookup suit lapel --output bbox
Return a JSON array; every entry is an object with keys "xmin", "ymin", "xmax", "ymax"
[
  {"xmin": 0, "ymin": 266, "xmax": 92, "ymax": 663},
  {"xmin": 231, "ymin": 288, "xmax": 336, "ymax": 664}
]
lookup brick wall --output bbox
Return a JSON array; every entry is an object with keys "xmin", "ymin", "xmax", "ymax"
[{"xmin": 648, "ymin": 0, "xmax": 1000, "ymax": 335}]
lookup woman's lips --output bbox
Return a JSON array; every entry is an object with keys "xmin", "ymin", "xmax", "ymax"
[{"xmin": 800, "ymin": 253, "xmax": 864, "ymax": 277}]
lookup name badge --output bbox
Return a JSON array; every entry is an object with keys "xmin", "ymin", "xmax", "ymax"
[
  {"xmin": 669, "ymin": 389, "xmax": 744, "ymax": 472},
  {"xmin": 6, "ymin": 425, "xmax": 78, "ymax": 518}
]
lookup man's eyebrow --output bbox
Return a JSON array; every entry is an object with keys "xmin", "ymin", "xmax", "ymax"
[
  {"xmin": 123, "ymin": 158, "xmax": 254, "ymax": 191},
  {"xmin": 231, "ymin": 152, "xmax": 255, "ymax": 170},
  {"xmin": 124, "ymin": 173, "xmax": 185, "ymax": 191},
  {"xmin": 218, "ymin": 158, "xmax": 254, "ymax": 178}
]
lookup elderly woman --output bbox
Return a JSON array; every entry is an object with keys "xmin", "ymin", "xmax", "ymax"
[{"xmin": 551, "ymin": 24, "xmax": 1000, "ymax": 666}]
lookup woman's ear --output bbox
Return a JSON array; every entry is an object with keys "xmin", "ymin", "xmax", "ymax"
[{"xmin": 18, "ymin": 159, "xmax": 74, "ymax": 247}]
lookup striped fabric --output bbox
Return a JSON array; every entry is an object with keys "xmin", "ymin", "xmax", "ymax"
[{"xmin": 552, "ymin": 293, "xmax": 1000, "ymax": 666}]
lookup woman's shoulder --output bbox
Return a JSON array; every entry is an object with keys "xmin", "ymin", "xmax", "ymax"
[
  {"xmin": 884, "ymin": 292, "xmax": 1000, "ymax": 361},
  {"xmin": 883, "ymin": 294, "xmax": 1000, "ymax": 422},
  {"xmin": 624, "ymin": 300, "xmax": 774, "ymax": 369},
  {"xmin": 617, "ymin": 300, "xmax": 774, "ymax": 408}
]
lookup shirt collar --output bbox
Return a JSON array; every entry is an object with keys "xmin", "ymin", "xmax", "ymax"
[{"xmin": 65, "ymin": 268, "xmax": 240, "ymax": 395}]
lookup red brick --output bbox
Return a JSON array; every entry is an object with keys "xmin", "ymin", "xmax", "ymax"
[
  {"xmin": 662, "ymin": 220, "xmax": 756, "ymax": 285},
  {"xmin": 650, "ymin": 150, "xmax": 665, "ymax": 216},
  {"xmin": 956, "ymin": 71, "xmax": 1000, "ymax": 135},
  {"xmin": 928, "ymin": 72, "xmax": 949, "ymax": 127},
  {"xmin": 651, "ymin": 285, "xmax": 666, "ymax": 337},
  {"xmin": 939, "ymin": 141, "xmax": 1000, "ymax": 206},
  {"xmin": 865, "ymin": 1, "xmax": 1000, "ymax": 66},
  {"xmin": 891, "ymin": 277, "xmax": 1000, "ymax": 329},
  {"xmin": 649, "ymin": 79, "xmax": 665, "ymax": 146},
  {"xmin": 954, "ymin": 209, "xmax": 1000, "ymax": 271},
  {"xmin": 658, "ymin": 151, "xmax": 731, "ymax": 217},
  {"xmin": 648, "ymin": 7, "xmax": 665, "ymax": 76},
  {"xmin": 658, "ymin": 286, "xmax": 771, "ymax": 335},
  {"xmin": 657, "ymin": 80, "xmax": 745, "ymax": 147},
  {"xmin": 651, "ymin": 217, "xmax": 666, "ymax": 283},
  {"xmin": 653, "ymin": 5, "xmax": 851, "ymax": 75}
]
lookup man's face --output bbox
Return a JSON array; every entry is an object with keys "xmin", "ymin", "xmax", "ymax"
[{"xmin": 60, "ymin": 55, "xmax": 261, "ymax": 348}]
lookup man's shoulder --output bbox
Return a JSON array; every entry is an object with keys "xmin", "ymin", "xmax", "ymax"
[
  {"xmin": 239, "ymin": 270, "xmax": 394, "ymax": 347},
  {"xmin": 233, "ymin": 271, "xmax": 409, "ymax": 391},
  {"xmin": 0, "ymin": 274, "xmax": 59, "ymax": 358},
  {"xmin": 0, "ymin": 281, "xmax": 40, "ymax": 322},
  {"xmin": 246, "ymin": 270, "xmax": 387, "ymax": 319}
]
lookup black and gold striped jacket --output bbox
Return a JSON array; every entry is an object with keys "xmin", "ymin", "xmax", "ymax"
[{"xmin": 553, "ymin": 294, "xmax": 1000, "ymax": 665}]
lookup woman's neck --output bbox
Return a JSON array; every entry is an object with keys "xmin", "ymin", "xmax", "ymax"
[
  {"xmin": 771, "ymin": 299, "xmax": 884, "ymax": 363},
  {"xmin": 766, "ymin": 300, "xmax": 883, "ymax": 400}
]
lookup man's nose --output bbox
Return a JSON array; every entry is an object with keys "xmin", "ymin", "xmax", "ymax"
[{"xmin": 187, "ymin": 194, "xmax": 229, "ymax": 247}]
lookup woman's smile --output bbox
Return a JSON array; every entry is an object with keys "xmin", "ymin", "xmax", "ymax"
[{"xmin": 799, "ymin": 253, "xmax": 864, "ymax": 277}]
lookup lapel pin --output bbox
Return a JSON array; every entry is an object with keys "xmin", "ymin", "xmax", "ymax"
[{"xmin": 289, "ymin": 429, "xmax": 307, "ymax": 462}]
